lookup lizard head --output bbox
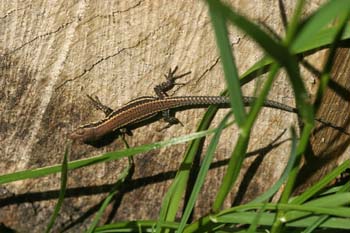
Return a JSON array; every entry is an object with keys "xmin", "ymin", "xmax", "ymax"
[{"xmin": 69, "ymin": 126, "xmax": 97, "ymax": 143}]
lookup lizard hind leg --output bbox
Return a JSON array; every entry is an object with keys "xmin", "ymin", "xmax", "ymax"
[{"xmin": 158, "ymin": 109, "xmax": 184, "ymax": 131}]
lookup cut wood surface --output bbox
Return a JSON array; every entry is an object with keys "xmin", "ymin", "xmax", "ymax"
[
  {"xmin": 295, "ymin": 47, "xmax": 350, "ymax": 193},
  {"xmin": 1, "ymin": 1, "xmax": 347, "ymax": 232}
]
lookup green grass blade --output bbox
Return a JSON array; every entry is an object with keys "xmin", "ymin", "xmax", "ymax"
[
  {"xmin": 212, "ymin": 0, "xmax": 314, "ymax": 123},
  {"xmin": 95, "ymin": 220, "xmax": 179, "ymax": 233},
  {"xmin": 216, "ymin": 3, "xmax": 290, "ymax": 63},
  {"xmin": 271, "ymin": 123, "xmax": 314, "ymax": 232},
  {"xmin": 301, "ymin": 215, "xmax": 329, "ymax": 233},
  {"xmin": 291, "ymin": 160, "xmax": 350, "ymax": 205},
  {"xmin": 216, "ymin": 203, "xmax": 350, "ymax": 218},
  {"xmin": 0, "ymin": 128, "xmax": 218, "ymax": 185},
  {"xmin": 156, "ymin": 178, "xmax": 181, "ymax": 233},
  {"xmin": 44, "ymin": 142, "xmax": 70, "ymax": 233},
  {"xmin": 292, "ymin": 23, "xmax": 350, "ymax": 53},
  {"xmin": 212, "ymin": 129, "xmax": 250, "ymax": 212},
  {"xmin": 247, "ymin": 203, "xmax": 268, "ymax": 233},
  {"xmin": 283, "ymin": 0, "xmax": 305, "ymax": 45},
  {"xmin": 272, "ymin": 6, "xmax": 350, "ymax": 232},
  {"xmin": 250, "ymin": 128, "xmax": 298, "ymax": 204},
  {"xmin": 86, "ymin": 157, "xmax": 134, "ymax": 233},
  {"xmin": 156, "ymin": 108, "xmax": 233, "ymax": 232},
  {"xmin": 207, "ymin": 0, "xmax": 246, "ymax": 126},
  {"xmin": 238, "ymin": 23, "xmax": 350, "ymax": 90},
  {"xmin": 285, "ymin": 192, "xmax": 350, "ymax": 222},
  {"xmin": 292, "ymin": 0, "xmax": 350, "ymax": 51},
  {"xmin": 288, "ymin": 12, "xmax": 349, "ymax": 208},
  {"xmin": 313, "ymin": 11, "xmax": 350, "ymax": 111},
  {"xmin": 213, "ymin": 64, "xmax": 279, "ymax": 211},
  {"xmin": 177, "ymin": 112, "xmax": 231, "ymax": 233},
  {"xmin": 242, "ymin": 64, "xmax": 279, "ymax": 133},
  {"xmin": 214, "ymin": 212, "xmax": 350, "ymax": 229}
]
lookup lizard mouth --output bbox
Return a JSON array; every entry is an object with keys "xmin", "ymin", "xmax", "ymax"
[{"xmin": 69, "ymin": 128, "xmax": 87, "ymax": 142}]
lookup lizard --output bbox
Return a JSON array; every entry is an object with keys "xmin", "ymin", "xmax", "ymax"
[{"xmin": 69, "ymin": 67, "xmax": 343, "ymax": 144}]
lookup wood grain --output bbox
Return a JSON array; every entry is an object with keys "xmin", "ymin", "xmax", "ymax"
[{"xmin": 0, "ymin": 1, "xmax": 330, "ymax": 232}]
